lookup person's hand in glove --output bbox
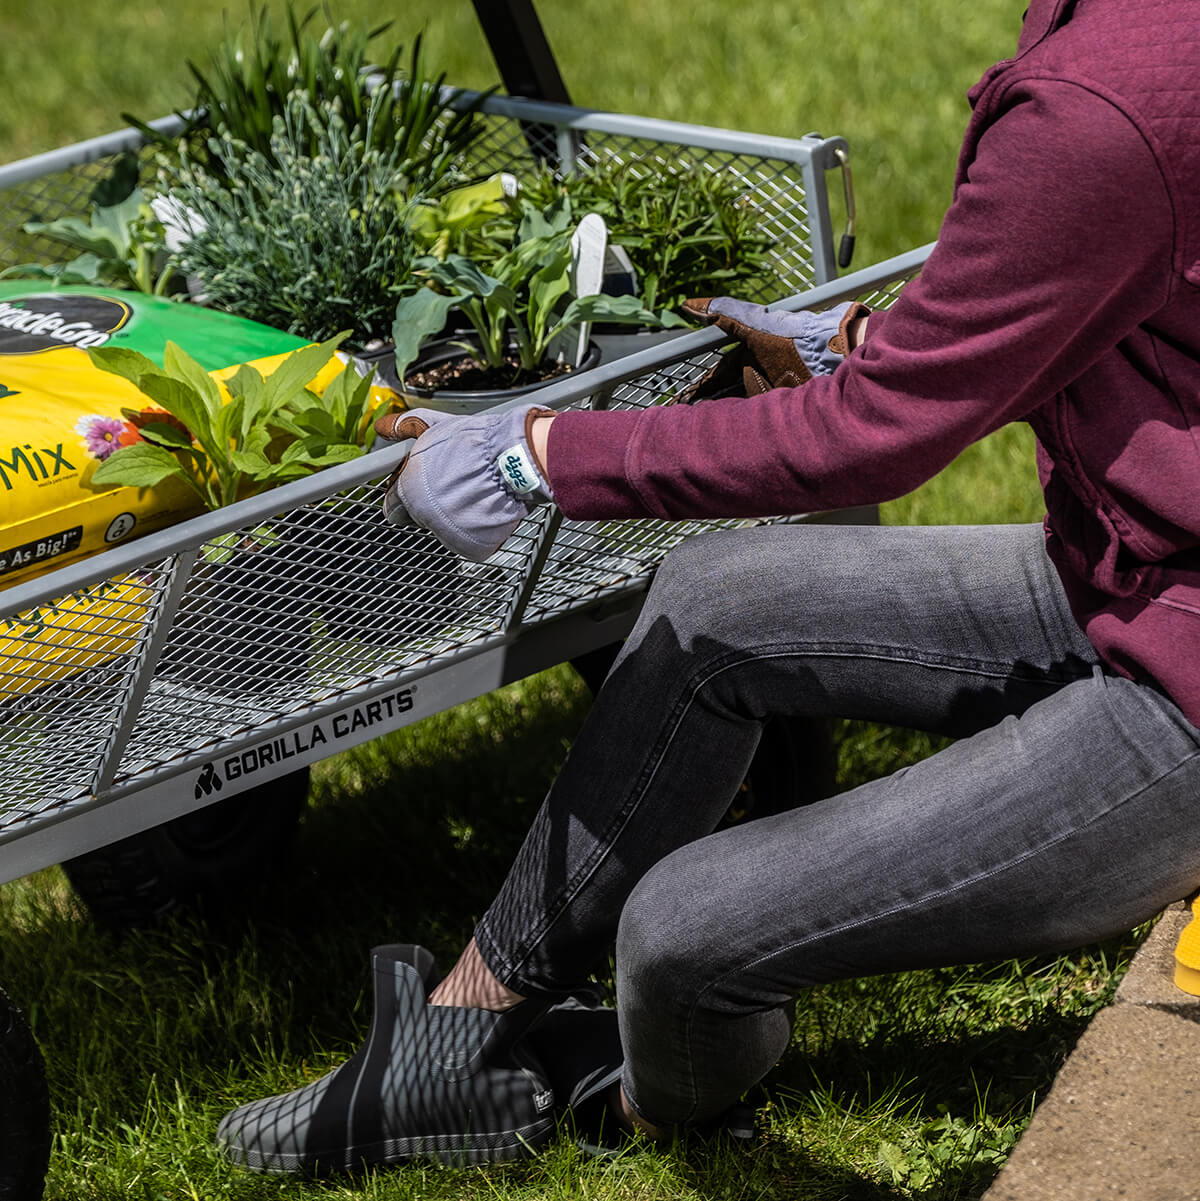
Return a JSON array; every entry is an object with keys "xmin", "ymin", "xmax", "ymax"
[
  {"xmin": 375, "ymin": 404, "xmax": 556, "ymax": 562},
  {"xmin": 676, "ymin": 298, "xmax": 871, "ymax": 403}
]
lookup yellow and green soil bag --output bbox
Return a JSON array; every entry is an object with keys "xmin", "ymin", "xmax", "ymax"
[
  {"xmin": 0, "ymin": 284, "xmax": 358, "ymax": 586},
  {"xmin": 0, "ymin": 285, "xmax": 389, "ymax": 701},
  {"xmin": 0, "ymin": 575, "xmax": 154, "ymax": 699}
]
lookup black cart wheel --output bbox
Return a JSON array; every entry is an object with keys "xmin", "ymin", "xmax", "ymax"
[
  {"xmin": 62, "ymin": 769, "xmax": 309, "ymax": 929},
  {"xmin": 0, "ymin": 987, "xmax": 50, "ymax": 1201}
]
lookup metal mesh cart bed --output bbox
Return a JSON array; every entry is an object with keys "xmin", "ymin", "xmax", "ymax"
[{"xmin": 0, "ymin": 90, "xmax": 942, "ymax": 882}]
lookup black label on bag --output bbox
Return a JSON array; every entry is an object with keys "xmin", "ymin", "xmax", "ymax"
[
  {"xmin": 0, "ymin": 294, "xmax": 131, "ymax": 354},
  {"xmin": 0, "ymin": 525, "xmax": 82, "ymax": 575}
]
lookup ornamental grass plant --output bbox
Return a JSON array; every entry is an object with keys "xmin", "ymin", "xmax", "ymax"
[
  {"xmin": 157, "ymin": 88, "xmax": 426, "ymax": 342},
  {"xmin": 516, "ymin": 158, "xmax": 782, "ymax": 308},
  {"xmin": 128, "ymin": 5, "xmax": 484, "ymax": 188}
]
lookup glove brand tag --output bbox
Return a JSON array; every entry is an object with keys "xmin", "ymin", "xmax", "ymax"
[{"xmin": 496, "ymin": 443, "xmax": 543, "ymax": 497}]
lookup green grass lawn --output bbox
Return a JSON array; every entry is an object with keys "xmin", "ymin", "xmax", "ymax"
[
  {"xmin": 1, "ymin": 669, "xmax": 1138, "ymax": 1201},
  {"xmin": 0, "ymin": 2, "xmax": 1140, "ymax": 1198}
]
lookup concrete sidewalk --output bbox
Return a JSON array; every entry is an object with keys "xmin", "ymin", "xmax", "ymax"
[{"xmin": 983, "ymin": 903, "xmax": 1199, "ymax": 1201}]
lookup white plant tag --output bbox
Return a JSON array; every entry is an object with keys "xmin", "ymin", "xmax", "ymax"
[
  {"xmin": 548, "ymin": 212, "xmax": 608, "ymax": 367},
  {"xmin": 602, "ymin": 243, "xmax": 638, "ymax": 297}
]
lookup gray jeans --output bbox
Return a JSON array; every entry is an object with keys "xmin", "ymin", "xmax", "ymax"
[{"xmin": 474, "ymin": 522, "xmax": 1200, "ymax": 1125}]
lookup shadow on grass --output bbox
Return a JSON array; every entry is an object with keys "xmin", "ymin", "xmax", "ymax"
[
  {"xmin": 0, "ymin": 669, "xmax": 590, "ymax": 1107},
  {"xmin": 0, "ymin": 673, "xmax": 1143, "ymax": 1200},
  {"xmin": 781, "ymin": 1009, "xmax": 1093, "ymax": 1112}
]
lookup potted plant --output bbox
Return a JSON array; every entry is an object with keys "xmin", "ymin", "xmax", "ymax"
[
  {"xmin": 386, "ymin": 197, "xmax": 686, "ymax": 412},
  {"xmin": 84, "ymin": 333, "xmax": 397, "ymax": 693},
  {"xmin": 121, "ymin": 5, "xmax": 490, "ymax": 345},
  {"xmin": 149, "ymin": 88, "xmax": 431, "ymax": 345},
  {"xmin": 127, "ymin": 5, "xmax": 485, "ymax": 192},
  {"xmin": 0, "ymin": 187, "xmax": 179, "ymax": 296}
]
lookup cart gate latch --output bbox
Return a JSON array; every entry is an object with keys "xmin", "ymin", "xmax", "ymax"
[{"xmin": 834, "ymin": 146, "xmax": 856, "ymax": 269}]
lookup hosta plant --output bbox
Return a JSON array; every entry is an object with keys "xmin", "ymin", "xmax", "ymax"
[
  {"xmin": 391, "ymin": 198, "xmax": 685, "ymax": 385},
  {"xmin": 0, "ymin": 190, "xmax": 176, "ymax": 296}
]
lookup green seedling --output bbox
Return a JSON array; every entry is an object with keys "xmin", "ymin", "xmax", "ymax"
[{"xmin": 85, "ymin": 333, "xmax": 383, "ymax": 511}]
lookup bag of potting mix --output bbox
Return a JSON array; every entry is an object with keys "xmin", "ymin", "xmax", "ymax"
[{"xmin": 0, "ymin": 284, "xmax": 387, "ymax": 699}]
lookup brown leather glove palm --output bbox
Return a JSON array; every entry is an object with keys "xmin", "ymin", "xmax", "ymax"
[{"xmin": 676, "ymin": 297, "xmax": 870, "ymax": 403}]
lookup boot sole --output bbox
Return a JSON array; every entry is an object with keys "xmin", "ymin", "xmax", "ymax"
[{"xmin": 223, "ymin": 1114, "xmax": 556, "ymax": 1173}]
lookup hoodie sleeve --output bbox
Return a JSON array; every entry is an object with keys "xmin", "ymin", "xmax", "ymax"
[{"xmin": 546, "ymin": 78, "xmax": 1174, "ymax": 521}]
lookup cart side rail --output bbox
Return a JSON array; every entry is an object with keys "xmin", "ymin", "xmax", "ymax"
[{"xmin": 0, "ymin": 243, "xmax": 933, "ymax": 624}]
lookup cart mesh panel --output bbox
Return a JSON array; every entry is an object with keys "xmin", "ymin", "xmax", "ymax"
[
  {"xmin": 115, "ymin": 494, "xmax": 533, "ymax": 780},
  {"xmin": 0, "ymin": 556, "xmax": 177, "ymax": 811}
]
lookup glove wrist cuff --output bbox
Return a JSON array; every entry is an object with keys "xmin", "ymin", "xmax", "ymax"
[
  {"xmin": 828, "ymin": 301, "xmax": 872, "ymax": 358},
  {"xmin": 491, "ymin": 406, "xmax": 555, "ymax": 505}
]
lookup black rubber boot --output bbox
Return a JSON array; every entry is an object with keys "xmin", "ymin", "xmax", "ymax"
[
  {"xmin": 524, "ymin": 995, "xmax": 625, "ymax": 1154},
  {"xmin": 527, "ymin": 997, "xmax": 758, "ymax": 1156},
  {"xmin": 217, "ymin": 945, "xmax": 556, "ymax": 1174}
]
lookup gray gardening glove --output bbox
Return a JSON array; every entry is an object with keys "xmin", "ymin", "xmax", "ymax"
[
  {"xmin": 375, "ymin": 404, "xmax": 555, "ymax": 561},
  {"xmin": 676, "ymin": 297, "xmax": 870, "ymax": 403}
]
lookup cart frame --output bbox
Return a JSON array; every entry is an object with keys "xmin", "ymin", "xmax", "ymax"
[
  {"xmin": 0, "ymin": 76, "xmax": 929, "ymax": 893},
  {"xmin": 0, "ymin": 243, "xmax": 930, "ymax": 887}
]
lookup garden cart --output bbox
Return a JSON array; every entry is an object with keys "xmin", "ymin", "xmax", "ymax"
[
  {"xmin": 0, "ymin": 89, "xmax": 876, "ymax": 909},
  {"xmin": 0, "ymin": 9, "xmax": 931, "ymax": 1191}
]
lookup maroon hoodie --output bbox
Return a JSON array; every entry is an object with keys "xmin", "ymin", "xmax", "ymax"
[{"xmin": 546, "ymin": 0, "xmax": 1200, "ymax": 726}]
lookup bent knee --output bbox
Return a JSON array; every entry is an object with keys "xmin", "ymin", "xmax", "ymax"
[
  {"xmin": 616, "ymin": 848, "xmax": 729, "ymax": 1011},
  {"xmin": 638, "ymin": 532, "xmax": 733, "ymax": 633}
]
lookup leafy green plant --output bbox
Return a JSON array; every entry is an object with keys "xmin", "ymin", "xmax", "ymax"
[
  {"xmin": 126, "ymin": 5, "xmax": 485, "ymax": 195},
  {"xmin": 0, "ymin": 190, "xmax": 176, "ymax": 295},
  {"xmin": 408, "ymin": 174, "xmax": 514, "ymax": 262},
  {"xmin": 518, "ymin": 157, "xmax": 780, "ymax": 308},
  {"xmin": 84, "ymin": 333, "xmax": 384, "ymax": 511},
  {"xmin": 155, "ymin": 88, "xmax": 423, "ymax": 342},
  {"xmin": 876, "ymin": 1104, "xmax": 1022, "ymax": 1192},
  {"xmin": 391, "ymin": 199, "xmax": 685, "ymax": 384}
]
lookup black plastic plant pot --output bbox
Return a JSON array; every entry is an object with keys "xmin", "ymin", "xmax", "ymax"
[
  {"xmin": 359, "ymin": 337, "xmax": 602, "ymax": 415},
  {"xmin": 590, "ymin": 325, "xmax": 690, "ymax": 366}
]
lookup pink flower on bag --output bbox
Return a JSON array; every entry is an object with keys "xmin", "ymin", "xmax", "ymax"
[{"xmin": 75, "ymin": 414, "xmax": 140, "ymax": 461}]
